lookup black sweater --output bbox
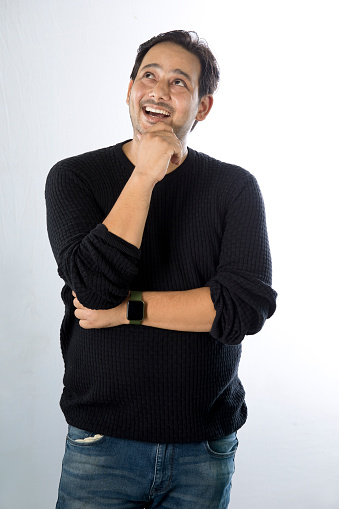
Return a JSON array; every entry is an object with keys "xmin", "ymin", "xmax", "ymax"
[{"xmin": 45, "ymin": 141, "xmax": 277, "ymax": 443}]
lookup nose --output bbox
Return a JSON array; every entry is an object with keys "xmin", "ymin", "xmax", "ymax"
[{"xmin": 149, "ymin": 78, "xmax": 170, "ymax": 101}]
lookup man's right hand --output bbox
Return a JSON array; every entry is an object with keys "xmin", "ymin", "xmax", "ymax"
[
  {"xmin": 134, "ymin": 123, "xmax": 184, "ymax": 185},
  {"xmin": 103, "ymin": 123, "xmax": 183, "ymax": 248}
]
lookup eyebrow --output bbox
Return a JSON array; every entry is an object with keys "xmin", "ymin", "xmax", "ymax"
[{"xmin": 139, "ymin": 63, "xmax": 193, "ymax": 84}]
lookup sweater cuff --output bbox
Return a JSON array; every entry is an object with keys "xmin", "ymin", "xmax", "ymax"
[{"xmin": 94, "ymin": 224, "xmax": 141, "ymax": 260}]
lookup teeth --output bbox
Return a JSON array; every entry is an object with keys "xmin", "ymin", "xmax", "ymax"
[{"xmin": 145, "ymin": 106, "xmax": 170, "ymax": 116}]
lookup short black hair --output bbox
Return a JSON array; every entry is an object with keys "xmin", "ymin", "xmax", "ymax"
[{"xmin": 130, "ymin": 30, "xmax": 220, "ymax": 100}]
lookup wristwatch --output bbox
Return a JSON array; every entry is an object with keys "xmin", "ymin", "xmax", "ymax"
[{"xmin": 127, "ymin": 290, "xmax": 145, "ymax": 325}]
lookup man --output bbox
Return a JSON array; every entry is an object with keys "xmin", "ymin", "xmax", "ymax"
[{"xmin": 46, "ymin": 30, "xmax": 277, "ymax": 509}]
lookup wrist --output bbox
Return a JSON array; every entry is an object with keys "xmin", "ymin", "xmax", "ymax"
[
  {"xmin": 120, "ymin": 298, "xmax": 130, "ymax": 325},
  {"xmin": 132, "ymin": 167, "xmax": 158, "ymax": 188}
]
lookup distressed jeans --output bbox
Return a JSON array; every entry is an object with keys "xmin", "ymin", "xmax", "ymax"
[{"xmin": 56, "ymin": 425, "xmax": 238, "ymax": 509}]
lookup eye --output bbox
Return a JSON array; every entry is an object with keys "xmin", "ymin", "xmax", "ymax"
[
  {"xmin": 172, "ymin": 78, "xmax": 186, "ymax": 87},
  {"xmin": 144, "ymin": 71, "xmax": 155, "ymax": 79}
]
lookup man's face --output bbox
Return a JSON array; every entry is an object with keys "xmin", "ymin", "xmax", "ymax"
[{"xmin": 127, "ymin": 42, "xmax": 206, "ymax": 143}]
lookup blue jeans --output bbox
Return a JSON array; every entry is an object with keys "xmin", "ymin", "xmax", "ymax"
[{"xmin": 56, "ymin": 425, "xmax": 238, "ymax": 508}]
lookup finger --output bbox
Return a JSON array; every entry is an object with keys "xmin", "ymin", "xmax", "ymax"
[
  {"xmin": 74, "ymin": 308, "xmax": 88, "ymax": 320},
  {"xmin": 73, "ymin": 297, "xmax": 85, "ymax": 309},
  {"xmin": 150, "ymin": 128, "xmax": 183, "ymax": 164},
  {"xmin": 72, "ymin": 291, "xmax": 76, "ymax": 297},
  {"xmin": 170, "ymin": 139, "xmax": 183, "ymax": 165},
  {"xmin": 79, "ymin": 320, "xmax": 91, "ymax": 329},
  {"xmin": 170, "ymin": 148, "xmax": 182, "ymax": 165}
]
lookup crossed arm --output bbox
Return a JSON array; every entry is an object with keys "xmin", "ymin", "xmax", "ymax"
[
  {"xmin": 73, "ymin": 287, "xmax": 216, "ymax": 332},
  {"xmin": 72, "ymin": 123, "xmax": 216, "ymax": 333}
]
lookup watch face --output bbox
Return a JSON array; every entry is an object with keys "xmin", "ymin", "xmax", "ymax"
[{"xmin": 127, "ymin": 300, "xmax": 144, "ymax": 321}]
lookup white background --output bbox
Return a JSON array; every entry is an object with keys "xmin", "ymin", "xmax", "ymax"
[{"xmin": 1, "ymin": 1, "xmax": 338, "ymax": 508}]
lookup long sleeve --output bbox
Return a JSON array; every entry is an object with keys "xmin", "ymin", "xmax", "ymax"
[
  {"xmin": 46, "ymin": 143, "xmax": 276, "ymax": 444},
  {"xmin": 207, "ymin": 173, "xmax": 277, "ymax": 345},
  {"xmin": 45, "ymin": 158, "xmax": 140, "ymax": 309}
]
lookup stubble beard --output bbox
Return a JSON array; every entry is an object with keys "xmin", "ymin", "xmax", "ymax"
[{"xmin": 129, "ymin": 105, "xmax": 193, "ymax": 146}]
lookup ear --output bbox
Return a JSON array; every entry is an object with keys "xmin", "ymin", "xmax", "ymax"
[
  {"xmin": 126, "ymin": 80, "xmax": 134, "ymax": 104},
  {"xmin": 195, "ymin": 95, "xmax": 214, "ymax": 122}
]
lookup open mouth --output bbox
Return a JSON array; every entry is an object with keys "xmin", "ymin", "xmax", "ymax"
[{"xmin": 142, "ymin": 106, "xmax": 171, "ymax": 119}]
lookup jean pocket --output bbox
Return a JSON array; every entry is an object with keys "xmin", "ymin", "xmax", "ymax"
[
  {"xmin": 205, "ymin": 432, "xmax": 238, "ymax": 458},
  {"xmin": 66, "ymin": 425, "xmax": 105, "ymax": 446}
]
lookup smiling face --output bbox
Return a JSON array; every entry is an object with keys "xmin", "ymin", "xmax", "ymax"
[{"xmin": 126, "ymin": 42, "xmax": 213, "ymax": 146}]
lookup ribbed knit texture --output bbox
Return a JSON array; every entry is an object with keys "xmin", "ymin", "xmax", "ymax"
[{"xmin": 45, "ymin": 141, "xmax": 277, "ymax": 443}]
